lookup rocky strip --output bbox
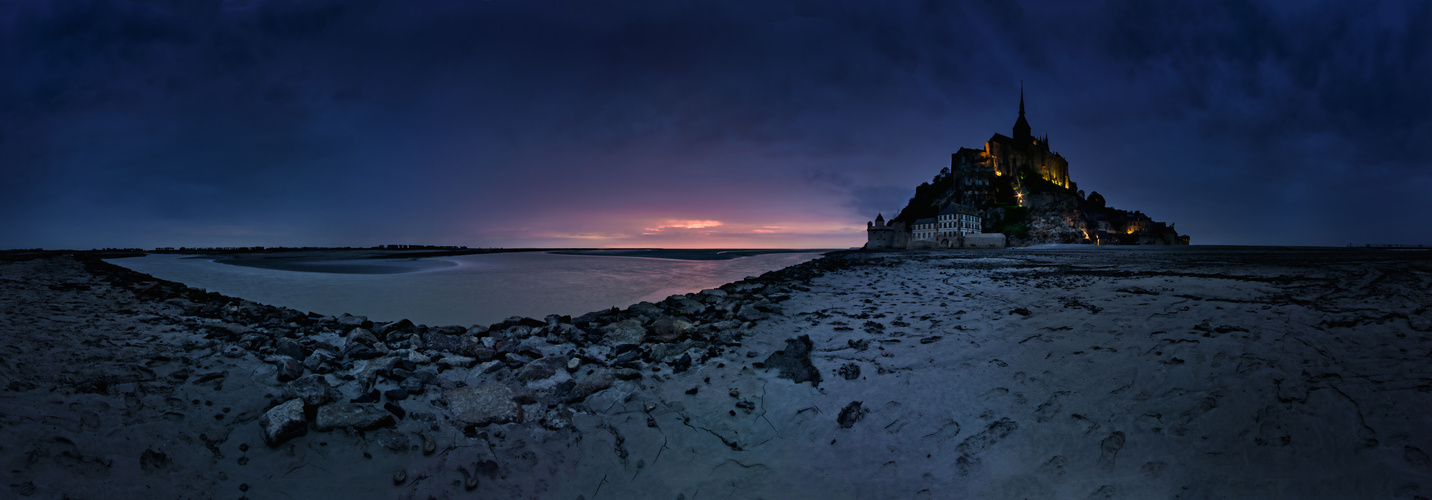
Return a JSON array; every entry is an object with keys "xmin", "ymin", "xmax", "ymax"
[{"xmin": 74, "ymin": 252, "xmax": 858, "ymax": 443}]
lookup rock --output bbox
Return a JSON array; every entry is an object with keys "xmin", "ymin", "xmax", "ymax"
[
  {"xmin": 437, "ymin": 354, "xmax": 478, "ymax": 369},
  {"xmin": 400, "ymin": 376, "xmax": 426, "ymax": 394},
  {"xmin": 470, "ymin": 347, "xmax": 498, "ymax": 362},
  {"xmin": 651, "ymin": 316, "xmax": 693, "ymax": 341},
  {"xmin": 352, "ymin": 389, "xmax": 381, "ymax": 404},
  {"xmin": 378, "ymin": 319, "xmax": 414, "ymax": 338},
  {"xmin": 274, "ymin": 338, "xmax": 305, "ymax": 359},
  {"xmin": 629, "ymin": 302, "xmax": 664, "ymax": 318},
  {"xmin": 347, "ymin": 327, "xmax": 379, "ymax": 347},
  {"xmin": 612, "ymin": 368, "xmax": 643, "ymax": 380},
  {"xmin": 761, "ymin": 335, "xmax": 822, "ymax": 387},
  {"xmin": 303, "ymin": 349, "xmax": 337, "ymax": 373},
  {"xmin": 736, "ymin": 304, "xmax": 768, "ymax": 322},
  {"xmin": 315, "ymin": 402, "xmax": 396, "ymax": 431},
  {"xmin": 422, "ymin": 331, "xmax": 481, "ymax": 356},
  {"xmin": 671, "ymin": 353, "xmax": 692, "ymax": 373},
  {"xmin": 345, "ymin": 345, "xmax": 384, "ymax": 360},
  {"xmin": 564, "ymin": 369, "xmax": 615, "ymax": 403},
  {"xmin": 421, "ymin": 433, "xmax": 437, "ymax": 455},
  {"xmin": 700, "ymin": 288, "xmax": 728, "ymax": 299},
  {"xmin": 601, "ymin": 319, "xmax": 647, "ymax": 345},
  {"xmin": 259, "ymin": 398, "xmax": 307, "ymax": 446},
  {"xmin": 514, "ymin": 357, "xmax": 562, "ymax": 382},
  {"xmin": 566, "ymin": 357, "xmax": 582, "ymax": 372},
  {"xmin": 275, "ymin": 356, "xmax": 304, "ymax": 382},
  {"xmin": 384, "ymin": 402, "xmax": 407, "ymax": 419},
  {"xmin": 838, "ymin": 401, "xmax": 865, "ymax": 429},
  {"xmin": 649, "ymin": 340, "xmax": 697, "ymax": 363},
  {"xmin": 384, "ymin": 388, "xmax": 409, "ymax": 401},
  {"xmin": 337, "ymin": 314, "xmax": 369, "ymax": 327},
  {"xmin": 669, "ymin": 297, "xmax": 706, "ymax": 315},
  {"xmin": 444, "ymin": 383, "xmax": 520, "ymax": 427},
  {"xmin": 373, "ymin": 428, "xmax": 411, "ymax": 452},
  {"xmin": 352, "ymin": 356, "xmax": 399, "ymax": 386},
  {"xmin": 285, "ymin": 375, "xmax": 334, "ymax": 407}
]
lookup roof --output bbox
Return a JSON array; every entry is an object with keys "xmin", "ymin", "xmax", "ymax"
[
  {"xmin": 914, "ymin": 217, "xmax": 937, "ymax": 225},
  {"xmin": 938, "ymin": 204, "xmax": 977, "ymax": 216}
]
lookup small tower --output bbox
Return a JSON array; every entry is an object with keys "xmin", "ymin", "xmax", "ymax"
[{"xmin": 1012, "ymin": 83, "xmax": 1032, "ymax": 144}]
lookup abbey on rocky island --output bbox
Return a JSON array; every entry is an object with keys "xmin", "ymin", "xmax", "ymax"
[{"xmin": 866, "ymin": 87, "xmax": 1187, "ymax": 249}]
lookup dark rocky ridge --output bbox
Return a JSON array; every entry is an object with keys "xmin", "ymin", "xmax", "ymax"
[{"xmin": 72, "ymin": 250, "xmax": 855, "ymax": 441}]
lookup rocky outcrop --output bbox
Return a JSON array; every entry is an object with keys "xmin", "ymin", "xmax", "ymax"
[{"xmin": 73, "ymin": 250, "xmax": 858, "ymax": 450}]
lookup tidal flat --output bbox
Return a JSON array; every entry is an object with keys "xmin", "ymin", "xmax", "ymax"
[{"xmin": 2, "ymin": 248, "xmax": 1430, "ymax": 498}]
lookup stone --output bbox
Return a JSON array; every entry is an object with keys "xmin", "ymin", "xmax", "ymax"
[
  {"xmin": 651, "ymin": 316, "xmax": 693, "ymax": 341},
  {"xmin": 346, "ymin": 345, "xmax": 384, "ymax": 360},
  {"xmin": 671, "ymin": 353, "xmax": 692, "ymax": 373},
  {"xmin": 352, "ymin": 389, "xmax": 381, "ymax": 404},
  {"xmin": 649, "ymin": 340, "xmax": 697, "ymax": 363},
  {"xmin": 761, "ymin": 335, "xmax": 822, "ymax": 387},
  {"xmin": 700, "ymin": 288, "xmax": 728, "ymax": 299},
  {"xmin": 285, "ymin": 375, "xmax": 334, "ymax": 407},
  {"xmin": 438, "ymin": 354, "xmax": 478, "ymax": 369},
  {"xmin": 259, "ymin": 398, "xmax": 307, "ymax": 446},
  {"xmin": 384, "ymin": 402, "xmax": 407, "ymax": 419},
  {"xmin": 384, "ymin": 388, "xmax": 409, "ymax": 401},
  {"xmin": 337, "ymin": 314, "xmax": 369, "ymax": 327},
  {"xmin": 400, "ymin": 376, "xmax": 426, "ymax": 394},
  {"xmin": 304, "ymin": 349, "xmax": 337, "ymax": 373},
  {"xmin": 601, "ymin": 319, "xmax": 647, "ymax": 345},
  {"xmin": 352, "ymin": 356, "xmax": 399, "ymax": 386},
  {"xmin": 275, "ymin": 356, "xmax": 304, "ymax": 382},
  {"xmin": 470, "ymin": 347, "xmax": 498, "ymax": 362},
  {"xmin": 378, "ymin": 319, "xmax": 415, "ymax": 338},
  {"xmin": 629, "ymin": 302, "xmax": 664, "ymax": 318},
  {"xmin": 736, "ymin": 303, "xmax": 768, "ymax": 322},
  {"xmin": 564, "ymin": 369, "xmax": 615, "ymax": 403},
  {"xmin": 347, "ymin": 328, "xmax": 379, "ymax": 348},
  {"xmin": 566, "ymin": 357, "xmax": 582, "ymax": 372},
  {"xmin": 373, "ymin": 428, "xmax": 411, "ymax": 452},
  {"xmin": 274, "ymin": 338, "xmax": 305, "ymax": 359},
  {"xmin": 315, "ymin": 402, "xmax": 396, "ymax": 431},
  {"xmin": 514, "ymin": 356, "xmax": 562, "ymax": 382},
  {"xmin": 421, "ymin": 433, "xmax": 437, "ymax": 455},
  {"xmin": 422, "ymin": 331, "xmax": 480, "ymax": 356},
  {"xmin": 444, "ymin": 383, "xmax": 519, "ymax": 427}
]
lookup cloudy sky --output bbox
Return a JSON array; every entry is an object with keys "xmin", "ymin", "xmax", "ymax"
[{"xmin": 2, "ymin": 0, "xmax": 1428, "ymax": 249}]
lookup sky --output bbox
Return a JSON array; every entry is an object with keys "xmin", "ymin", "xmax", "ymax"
[{"xmin": 2, "ymin": 0, "xmax": 1429, "ymax": 249}]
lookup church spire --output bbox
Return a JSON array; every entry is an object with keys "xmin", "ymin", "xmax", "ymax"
[
  {"xmin": 1019, "ymin": 82, "xmax": 1025, "ymax": 116},
  {"xmin": 1012, "ymin": 82, "xmax": 1032, "ymax": 143}
]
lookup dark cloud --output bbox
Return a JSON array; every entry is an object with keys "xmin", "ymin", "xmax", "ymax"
[{"xmin": 1, "ymin": 0, "xmax": 1427, "ymax": 248}]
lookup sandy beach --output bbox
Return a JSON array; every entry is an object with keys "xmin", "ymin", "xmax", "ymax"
[{"xmin": 3, "ymin": 248, "xmax": 1431, "ymax": 499}]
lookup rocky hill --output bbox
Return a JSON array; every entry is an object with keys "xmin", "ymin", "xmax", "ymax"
[{"xmin": 892, "ymin": 166, "xmax": 1186, "ymax": 246}]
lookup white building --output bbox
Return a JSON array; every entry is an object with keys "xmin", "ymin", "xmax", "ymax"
[{"xmin": 912, "ymin": 217, "xmax": 938, "ymax": 242}]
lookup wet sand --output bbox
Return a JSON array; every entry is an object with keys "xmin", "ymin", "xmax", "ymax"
[{"xmin": 2, "ymin": 248, "xmax": 1430, "ymax": 498}]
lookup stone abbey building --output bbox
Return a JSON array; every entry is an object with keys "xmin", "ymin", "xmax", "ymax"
[{"xmin": 955, "ymin": 87, "xmax": 1070, "ymax": 191}]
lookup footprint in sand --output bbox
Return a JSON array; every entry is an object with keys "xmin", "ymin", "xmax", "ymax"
[
  {"xmin": 1035, "ymin": 391, "xmax": 1070, "ymax": 423},
  {"xmin": 1097, "ymin": 431, "xmax": 1125, "ymax": 471},
  {"xmin": 954, "ymin": 418, "xmax": 1019, "ymax": 476}
]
